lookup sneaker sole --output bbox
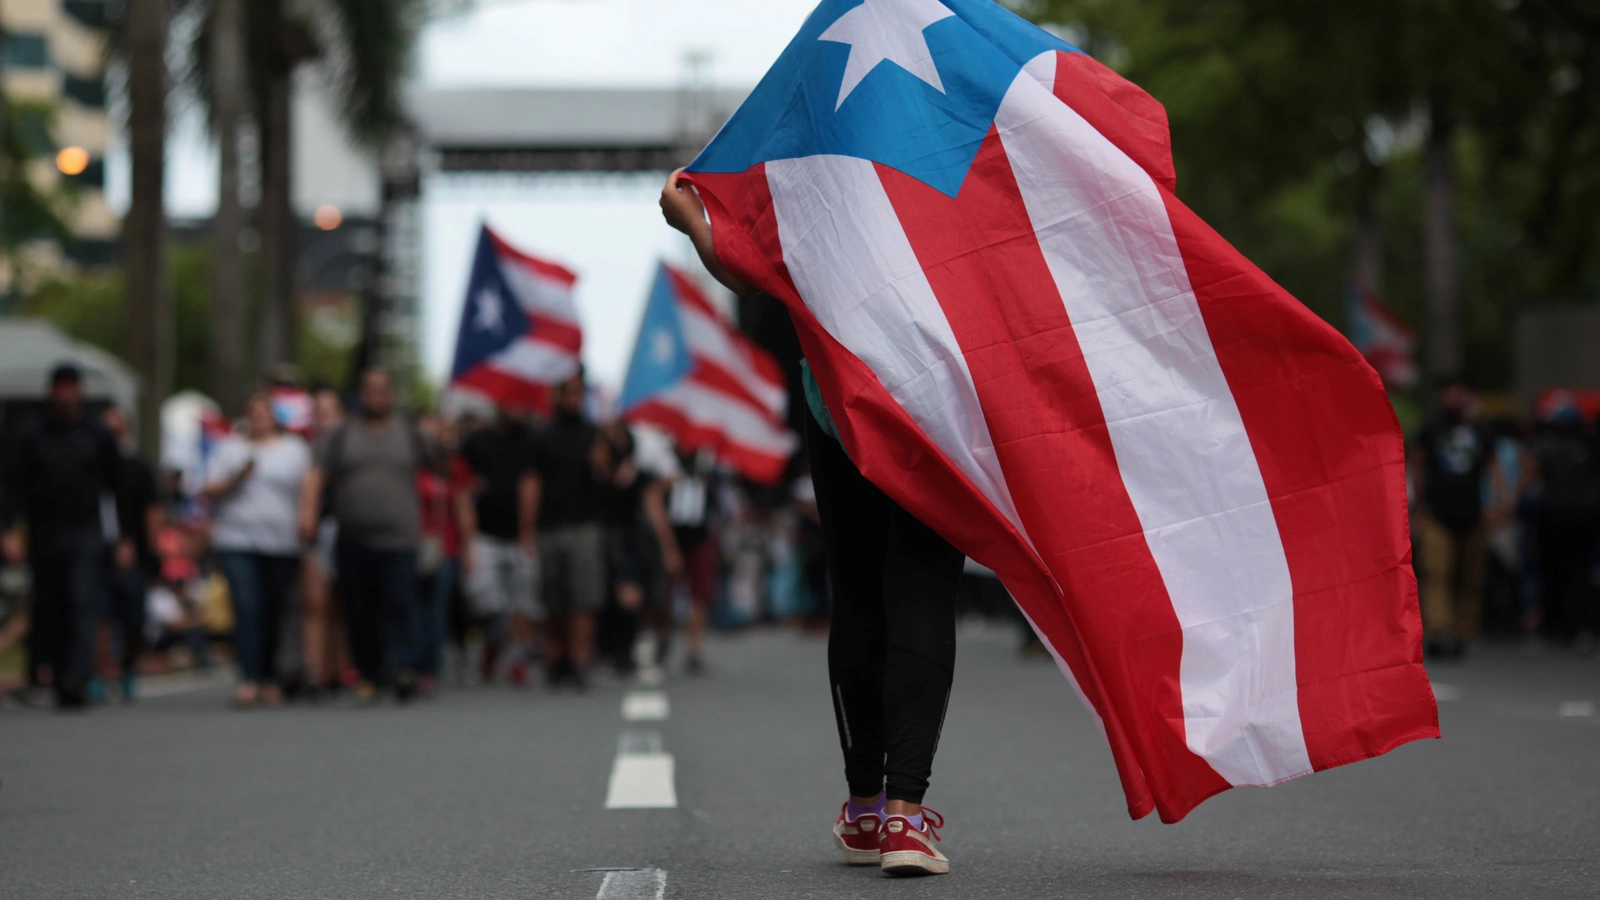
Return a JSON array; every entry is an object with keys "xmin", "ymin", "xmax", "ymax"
[
  {"xmin": 880, "ymin": 850, "xmax": 949, "ymax": 876},
  {"xmin": 832, "ymin": 831, "xmax": 881, "ymax": 866}
]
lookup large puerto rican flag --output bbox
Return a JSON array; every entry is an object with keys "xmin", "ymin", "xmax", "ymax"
[
  {"xmin": 450, "ymin": 224, "xmax": 583, "ymax": 412},
  {"xmin": 683, "ymin": 0, "xmax": 1437, "ymax": 822},
  {"xmin": 619, "ymin": 261, "xmax": 795, "ymax": 484}
]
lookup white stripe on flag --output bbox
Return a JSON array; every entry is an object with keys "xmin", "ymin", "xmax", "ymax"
[
  {"xmin": 766, "ymin": 155, "xmax": 1026, "ymax": 539},
  {"xmin": 680, "ymin": 304, "xmax": 787, "ymax": 417},
  {"xmin": 653, "ymin": 380, "xmax": 796, "ymax": 457},
  {"xmin": 997, "ymin": 53, "xmax": 1311, "ymax": 786},
  {"xmin": 487, "ymin": 338, "xmax": 582, "ymax": 383},
  {"xmin": 502, "ymin": 262, "xmax": 581, "ymax": 324}
]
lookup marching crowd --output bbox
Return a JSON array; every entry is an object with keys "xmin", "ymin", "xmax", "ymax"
[{"xmin": 0, "ymin": 362, "xmax": 828, "ymax": 711}]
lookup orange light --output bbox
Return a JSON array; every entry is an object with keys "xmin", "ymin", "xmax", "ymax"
[
  {"xmin": 56, "ymin": 146, "xmax": 90, "ymax": 176},
  {"xmin": 314, "ymin": 204, "xmax": 343, "ymax": 231}
]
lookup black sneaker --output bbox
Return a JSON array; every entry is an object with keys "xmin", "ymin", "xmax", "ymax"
[
  {"xmin": 55, "ymin": 687, "xmax": 88, "ymax": 711},
  {"xmin": 394, "ymin": 672, "xmax": 419, "ymax": 704},
  {"xmin": 685, "ymin": 655, "xmax": 705, "ymax": 676}
]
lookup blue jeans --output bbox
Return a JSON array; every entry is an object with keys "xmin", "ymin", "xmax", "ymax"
[
  {"xmin": 217, "ymin": 552, "xmax": 300, "ymax": 684},
  {"xmin": 416, "ymin": 559, "xmax": 459, "ymax": 678},
  {"xmin": 28, "ymin": 528, "xmax": 104, "ymax": 696},
  {"xmin": 336, "ymin": 539, "xmax": 419, "ymax": 685}
]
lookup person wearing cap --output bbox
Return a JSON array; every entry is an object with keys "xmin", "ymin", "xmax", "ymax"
[{"xmin": 0, "ymin": 363, "xmax": 131, "ymax": 709}]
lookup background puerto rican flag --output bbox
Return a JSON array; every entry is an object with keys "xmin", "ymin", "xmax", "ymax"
[
  {"xmin": 619, "ymin": 261, "xmax": 794, "ymax": 484},
  {"xmin": 684, "ymin": 0, "xmax": 1437, "ymax": 822},
  {"xmin": 450, "ymin": 224, "xmax": 584, "ymax": 413}
]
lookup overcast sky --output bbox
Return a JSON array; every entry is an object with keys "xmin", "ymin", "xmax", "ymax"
[{"xmin": 117, "ymin": 0, "xmax": 822, "ymax": 389}]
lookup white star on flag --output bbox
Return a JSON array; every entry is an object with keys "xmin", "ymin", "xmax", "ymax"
[
  {"xmin": 474, "ymin": 286, "xmax": 505, "ymax": 334},
  {"xmin": 818, "ymin": 0, "xmax": 955, "ymax": 110},
  {"xmin": 650, "ymin": 329, "xmax": 676, "ymax": 364}
]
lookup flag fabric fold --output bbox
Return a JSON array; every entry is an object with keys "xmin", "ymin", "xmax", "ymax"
[
  {"xmin": 620, "ymin": 261, "xmax": 795, "ymax": 484},
  {"xmin": 449, "ymin": 224, "xmax": 583, "ymax": 413},
  {"xmin": 683, "ymin": 0, "xmax": 1436, "ymax": 823}
]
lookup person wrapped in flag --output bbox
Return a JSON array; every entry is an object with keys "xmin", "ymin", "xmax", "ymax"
[{"xmin": 665, "ymin": 0, "xmax": 1438, "ymax": 876}]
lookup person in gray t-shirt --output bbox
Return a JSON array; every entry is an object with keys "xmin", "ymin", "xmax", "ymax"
[{"xmin": 299, "ymin": 368, "xmax": 435, "ymax": 702}]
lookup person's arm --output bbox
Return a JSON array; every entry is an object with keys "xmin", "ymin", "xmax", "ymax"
[
  {"xmin": 660, "ymin": 168, "xmax": 757, "ymax": 298},
  {"xmin": 518, "ymin": 471, "xmax": 540, "ymax": 557},
  {"xmin": 1, "ymin": 431, "xmax": 32, "ymax": 563},
  {"xmin": 298, "ymin": 466, "xmax": 324, "ymax": 546},
  {"xmin": 644, "ymin": 478, "xmax": 683, "ymax": 577}
]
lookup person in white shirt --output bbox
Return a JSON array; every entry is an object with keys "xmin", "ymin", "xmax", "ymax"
[{"xmin": 204, "ymin": 393, "xmax": 310, "ymax": 707}]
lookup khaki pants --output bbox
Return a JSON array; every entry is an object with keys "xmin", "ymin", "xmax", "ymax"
[{"xmin": 1415, "ymin": 510, "xmax": 1487, "ymax": 643}]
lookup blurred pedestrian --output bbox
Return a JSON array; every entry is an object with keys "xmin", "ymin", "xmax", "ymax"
[
  {"xmin": 102, "ymin": 406, "xmax": 162, "ymax": 702},
  {"xmin": 459, "ymin": 406, "xmax": 539, "ymax": 684},
  {"xmin": 415, "ymin": 414, "xmax": 471, "ymax": 694},
  {"xmin": 204, "ymin": 392, "xmax": 310, "ymax": 708},
  {"xmin": 597, "ymin": 423, "xmax": 679, "ymax": 676},
  {"xmin": 1528, "ymin": 404, "xmax": 1600, "ymax": 649},
  {"xmin": 0, "ymin": 364, "xmax": 129, "ymax": 709},
  {"xmin": 530, "ymin": 372, "xmax": 609, "ymax": 689},
  {"xmin": 664, "ymin": 170, "xmax": 957, "ymax": 874},
  {"xmin": 1412, "ymin": 377, "xmax": 1498, "ymax": 659},
  {"xmin": 300, "ymin": 368, "xmax": 436, "ymax": 702},
  {"xmin": 301, "ymin": 383, "xmax": 347, "ymax": 695},
  {"xmin": 662, "ymin": 449, "xmax": 721, "ymax": 673}
]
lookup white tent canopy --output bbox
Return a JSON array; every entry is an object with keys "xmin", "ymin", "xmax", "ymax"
[{"xmin": 0, "ymin": 318, "xmax": 138, "ymax": 412}]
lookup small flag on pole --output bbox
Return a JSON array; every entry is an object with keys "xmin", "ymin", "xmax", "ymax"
[
  {"xmin": 619, "ymin": 262, "xmax": 795, "ymax": 484},
  {"xmin": 449, "ymin": 224, "xmax": 583, "ymax": 413}
]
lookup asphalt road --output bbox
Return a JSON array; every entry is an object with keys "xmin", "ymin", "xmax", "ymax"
[{"xmin": 2, "ymin": 625, "xmax": 1596, "ymax": 899}]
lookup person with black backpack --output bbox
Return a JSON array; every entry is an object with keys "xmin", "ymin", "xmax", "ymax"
[{"xmin": 299, "ymin": 368, "xmax": 439, "ymax": 703}]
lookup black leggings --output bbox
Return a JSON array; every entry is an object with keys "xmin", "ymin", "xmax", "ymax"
[{"xmin": 807, "ymin": 413, "xmax": 965, "ymax": 805}]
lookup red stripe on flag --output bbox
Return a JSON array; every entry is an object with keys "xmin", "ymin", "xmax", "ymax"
[
  {"xmin": 876, "ymin": 131, "xmax": 1229, "ymax": 821},
  {"xmin": 685, "ymin": 162, "xmax": 1160, "ymax": 820},
  {"xmin": 488, "ymin": 229, "xmax": 579, "ymax": 286},
  {"xmin": 623, "ymin": 398, "xmax": 788, "ymax": 485},
  {"xmin": 452, "ymin": 365, "xmax": 553, "ymax": 415},
  {"xmin": 527, "ymin": 313, "xmax": 583, "ymax": 355},
  {"xmin": 1158, "ymin": 195, "xmax": 1439, "ymax": 773},
  {"xmin": 687, "ymin": 358, "xmax": 780, "ymax": 421},
  {"xmin": 1051, "ymin": 51, "xmax": 1176, "ymax": 194}
]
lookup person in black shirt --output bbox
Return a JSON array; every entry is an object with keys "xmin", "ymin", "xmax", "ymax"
[
  {"xmin": 597, "ymin": 423, "xmax": 679, "ymax": 676},
  {"xmin": 1412, "ymin": 377, "xmax": 1500, "ymax": 658},
  {"xmin": 531, "ymin": 372, "xmax": 610, "ymax": 688},
  {"xmin": 103, "ymin": 406, "xmax": 162, "ymax": 702},
  {"xmin": 0, "ymin": 364, "xmax": 129, "ymax": 708},
  {"xmin": 459, "ymin": 408, "xmax": 539, "ymax": 684}
]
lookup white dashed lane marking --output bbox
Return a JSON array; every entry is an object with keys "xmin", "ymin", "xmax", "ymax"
[
  {"xmin": 622, "ymin": 690, "xmax": 670, "ymax": 722},
  {"xmin": 596, "ymin": 868, "xmax": 667, "ymax": 899},
  {"xmin": 1558, "ymin": 701, "xmax": 1594, "ymax": 718}
]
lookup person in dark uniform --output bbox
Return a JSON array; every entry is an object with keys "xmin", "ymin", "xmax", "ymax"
[
  {"xmin": 102, "ymin": 406, "xmax": 162, "ymax": 702},
  {"xmin": 0, "ymin": 364, "xmax": 130, "ymax": 709}
]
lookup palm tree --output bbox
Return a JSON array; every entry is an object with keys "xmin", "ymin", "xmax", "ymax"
[
  {"xmin": 125, "ymin": 0, "xmax": 172, "ymax": 462},
  {"xmin": 208, "ymin": 0, "xmax": 246, "ymax": 414},
  {"xmin": 185, "ymin": 0, "xmax": 435, "ymax": 382}
]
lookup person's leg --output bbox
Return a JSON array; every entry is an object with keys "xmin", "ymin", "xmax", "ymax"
[
  {"xmin": 216, "ymin": 551, "xmax": 264, "ymax": 698},
  {"xmin": 58, "ymin": 532, "xmax": 104, "ymax": 701},
  {"xmin": 112, "ymin": 567, "xmax": 148, "ymax": 696},
  {"xmin": 567, "ymin": 524, "xmax": 608, "ymax": 674},
  {"xmin": 1456, "ymin": 525, "xmax": 1489, "ymax": 645},
  {"xmin": 379, "ymin": 547, "xmax": 420, "ymax": 694},
  {"xmin": 1415, "ymin": 510, "xmax": 1458, "ymax": 645},
  {"xmin": 540, "ymin": 530, "xmax": 571, "ymax": 668},
  {"xmin": 682, "ymin": 537, "xmax": 718, "ymax": 668},
  {"xmin": 337, "ymin": 540, "xmax": 382, "ymax": 688},
  {"xmin": 301, "ymin": 556, "xmax": 332, "ymax": 687},
  {"xmin": 258, "ymin": 556, "xmax": 301, "ymax": 688},
  {"xmin": 808, "ymin": 414, "xmax": 894, "ymax": 804},
  {"xmin": 879, "ymin": 500, "xmax": 964, "ymax": 807},
  {"xmin": 28, "ymin": 542, "xmax": 70, "ymax": 697}
]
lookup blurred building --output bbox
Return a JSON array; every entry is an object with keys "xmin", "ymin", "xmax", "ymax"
[{"xmin": 0, "ymin": 0, "xmax": 115, "ymax": 298}]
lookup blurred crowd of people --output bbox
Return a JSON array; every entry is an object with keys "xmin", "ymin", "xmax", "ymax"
[
  {"xmin": 0, "ymin": 363, "xmax": 831, "ymax": 711},
  {"xmin": 1410, "ymin": 378, "xmax": 1600, "ymax": 658}
]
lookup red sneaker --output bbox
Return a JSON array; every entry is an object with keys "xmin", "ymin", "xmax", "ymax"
[
  {"xmin": 878, "ymin": 809, "xmax": 948, "ymax": 876},
  {"xmin": 831, "ymin": 803, "xmax": 883, "ymax": 865}
]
